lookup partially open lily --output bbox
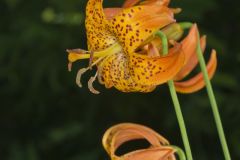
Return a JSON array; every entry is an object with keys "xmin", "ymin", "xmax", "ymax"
[
  {"xmin": 102, "ymin": 123, "xmax": 177, "ymax": 160},
  {"xmin": 67, "ymin": 0, "xmax": 217, "ymax": 94}
]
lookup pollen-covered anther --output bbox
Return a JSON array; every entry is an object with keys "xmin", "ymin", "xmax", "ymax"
[
  {"xmin": 67, "ymin": 48, "xmax": 92, "ymax": 63},
  {"xmin": 88, "ymin": 72, "xmax": 100, "ymax": 94},
  {"xmin": 66, "ymin": 48, "xmax": 91, "ymax": 55}
]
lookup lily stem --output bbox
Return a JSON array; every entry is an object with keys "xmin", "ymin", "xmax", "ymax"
[
  {"xmin": 180, "ymin": 21, "xmax": 231, "ymax": 159},
  {"xmin": 167, "ymin": 81, "xmax": 193, "ymax": 160},
  {"xmin": 171, "ymin": 145, "xmax": 186, "ymax": 160},
  {"xmin": 196, "ymin": 35, "xmax": 231, "ymax": 160},
  {"xmin": 156, "ymin": 31, "xmax": 193, "ymax": 160}
]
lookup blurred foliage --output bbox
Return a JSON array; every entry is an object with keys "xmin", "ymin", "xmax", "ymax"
[{"xmin": 0, "ymin": 0, "xmax": 240, "ymax": 159}]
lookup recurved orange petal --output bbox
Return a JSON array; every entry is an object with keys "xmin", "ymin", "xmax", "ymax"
[
  {"xmin": 181, "ymin": 24, "xmax": 198, "ymax": 64},
  {"xmin": 174, "ymin": 49, "xmax": 217, "ymax": 93},
  {"xmin": 123, "ymin": 0, "xmax": 170, "ymax": 8},
  {"xmin": 102, "ymin": 123, "xmax": 169, "ymax": 155},
  {"xmin": 102, "ymin": 123, "xmax": 175, "ymax": 160},
  {"xmin": 174, "ymin": 35, "xmax": 206, "ymax": 81},
  {"xmin": 140, "ymin": 0, "xmax": 170, "ymax": 6},
  {"xmin": 129, "ymin": 43, "xmax": 185, "ymax": 86},
  {"xmin": 121, "ymin": 147, "xmax": 175, "ymax": 160}
]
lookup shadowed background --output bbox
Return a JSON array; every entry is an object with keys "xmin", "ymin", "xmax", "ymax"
[{"xmin": 0, "ymin": 0, "xmax": 240, "ymax": 159}]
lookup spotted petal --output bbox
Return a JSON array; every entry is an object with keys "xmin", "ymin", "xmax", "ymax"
[
  {"xmin": 129, "ymin": 43, "xmax": 185, "ymax": 86},
  {"xmin": 98, "ymin": 52, "xmax": 156, "ymax": 92},
  {"xmin": 108, "ymin": 4, "xmax": 175, "ymax": 54},
  {"xmin": 86, "ymin": 0, "xmax": 117, "ymax": 51}
]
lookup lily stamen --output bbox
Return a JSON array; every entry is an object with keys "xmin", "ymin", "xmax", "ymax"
[
  {"xmin": 88, "ymin": 71, "xmax": 100, "ymax": 94},
  {"xmin": 75, "ymin": 56, "xmax": 106, "ymax": 89},
  {"xmin": 76, "ymin": 68, "xmax": 88, "ymax": 88}
]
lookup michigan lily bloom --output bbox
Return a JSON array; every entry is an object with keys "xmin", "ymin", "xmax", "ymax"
[
  {"xmin": 102, "ymin": 123, "xmax": 177, "ymax": 160},
  {"xmin": 67, "ymin": 0, "xmax": 217, "ymax": 94}
]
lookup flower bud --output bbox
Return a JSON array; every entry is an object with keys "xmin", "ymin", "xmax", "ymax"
[{"xmin": 162, "ymin": 23, "xmax": 184, "ymax": 41}]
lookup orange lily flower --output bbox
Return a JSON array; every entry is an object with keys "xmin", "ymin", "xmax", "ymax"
[
  {"xmin": 102, "ymin": 123, "xmax": 176, "ymax": 160},
  {"xmin": 67, "ymin": 0, "xmax": 217, "ymax": 94},
  {"xmin": 67, "ymin": 0, "xmax": 185, "ymax": 93}
]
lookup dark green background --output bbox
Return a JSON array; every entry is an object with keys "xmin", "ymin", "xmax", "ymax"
[{"xmin": 0, "ymin": 0, "xmax": 239, "ymax": 159}]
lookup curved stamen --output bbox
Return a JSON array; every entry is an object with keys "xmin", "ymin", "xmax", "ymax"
[
  {"xmin": 88, "ymin": 71, "xmax": 100, "ymax": 94},
  {"xmin": 75, "ymin": 56, "xmax": 106, "ymax": 89},
  {"xmin": 76, "ymin": 68, "xmax": 89, "ymax": 88}
]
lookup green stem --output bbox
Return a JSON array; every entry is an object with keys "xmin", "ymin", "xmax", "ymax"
[
  {"xmin": 179, "ymin": 21, "xmax": 231, "ymax": 159},
  {"xmin": 156, "ymin": 31, "xmax": 168, "ymax": 54},
  {"xmin": 156, "ymin": 31, "xmax": 193, "ymax": 160},
  {"xmin": 196, "ymin": 35, "xmax": 231, "ymax": 160},
  {"xmin": 168, "ymin": 81, "xmax": 193, "ymax": 160},
  {"xmin": 171, "ymin": 145, "xmax": 186, "ymax": 160}
]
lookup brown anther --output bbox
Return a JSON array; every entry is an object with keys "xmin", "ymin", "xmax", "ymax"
[
  {"xmin": 66, "ymin": 49, "xmax": 90, "ymax": 54},
  {"xmin": 68, "ymin": 62, "xmax": 73, "ymax": 72}
]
